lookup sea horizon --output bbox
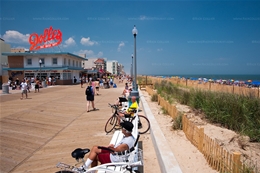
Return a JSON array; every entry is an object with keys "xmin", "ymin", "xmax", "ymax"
[{"xmin": 141, "ymin": 74, "xmax": 260, "ymax": 81}]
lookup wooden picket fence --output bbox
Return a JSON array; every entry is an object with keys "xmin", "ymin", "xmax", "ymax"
[
  {"xmin": 146, "ymin": 76, "xmax": 260, "ymax": 98},
  {"xmin": 144, "ymin": 85, "xmax": 259, "ymax": 173}
]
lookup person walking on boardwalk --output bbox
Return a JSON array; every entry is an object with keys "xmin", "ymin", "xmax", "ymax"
[
  {"xmin": 35, "ymin": 78, "xmax": 40, "ymax": 93},
  {"xmin": 86, "ymin": 82, "xmax": 98, "ymax": 112},
  {"xmin": 20, "ymin": 79, "xmax": 28, "ymax": 100},
  {"xmin": 80, "ymin": 77, "xmax": 84, "ymax": 88},
  {"xmin": 26, "ymin": 79, "xmax": 31, "ymax": 93}
]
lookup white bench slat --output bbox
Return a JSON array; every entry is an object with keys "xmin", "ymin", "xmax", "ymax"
[{"xmin": 109, "ymin": 131, "xmax": 120, "ymax": 145}]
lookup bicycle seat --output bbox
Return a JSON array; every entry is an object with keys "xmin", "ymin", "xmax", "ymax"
[{"xmin": 71, "ymin": 148, "xmax": 90, "ymax": 160}]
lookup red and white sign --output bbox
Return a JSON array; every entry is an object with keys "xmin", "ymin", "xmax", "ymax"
[{"xmin": 29, "ymin": 26, "xmax": 62, "ymax": 51}]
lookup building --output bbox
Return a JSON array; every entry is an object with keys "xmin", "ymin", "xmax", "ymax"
[
  {"xmin": 117, "ymin": 63, "xmax": 125, "ymax": 76},
  {"xmin": 106, "ymin": 60, "xmax": 119, "ymax": 75},
  {"xmin": 0, "ymin": 38, "xmax": 11, "ymax": 87},
  {"xmin": 94, "ymin": 58, "xmax": 107, "ymax": 77},
  {"xmin": 1, "ymin": 52, "xmax": 87, "ymax": 85},
  {"xmin": 81, "ymin": 58, "xmax": 108, "ymax": 79}
]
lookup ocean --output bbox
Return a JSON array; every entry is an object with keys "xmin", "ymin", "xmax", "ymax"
[{"xmin": 147, "ymin": 74, "xmax": 260, "ymax": 81}]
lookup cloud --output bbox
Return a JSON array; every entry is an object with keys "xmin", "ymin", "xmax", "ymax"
[
  {"xmin": 80, "ymin": 37, "xmax": 98, "ymax": 46},
  {"xmin": 63, "ymin": 37, "xmax": 76, "ymax": 47},
  {"xmin": 117, "ymin": 41, "xmax": 125, "ymax": 52},
  {"xmin": 140, "ymin": 15, "xmax": 147, "ymax": 20},
  {"xmin": 97, "ymin": 51, "xmax": 103, "ymax": 57},
  {"xmin": 157, "ymin": 48, "xmax": 163, "ymax": 51},
  {"xmin": 2, "ymin": 30, "xmax": 30, "ymax": 44},
  {"xmin": 76, "ymin": 50, "xmax": 103, "ymax": 58}
]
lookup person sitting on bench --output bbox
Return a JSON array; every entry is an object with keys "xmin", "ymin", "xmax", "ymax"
[
  {"xmin": 116, "ymin": 96, "xmax": 138, "ymax": 126},
  {"xmin": 77, "ymin": 121, "xmax": 135, "ymax": 172}
]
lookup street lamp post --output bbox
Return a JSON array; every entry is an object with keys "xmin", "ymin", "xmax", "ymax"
[
  {"xmin": 39, "ymin": 59, "xmax": 42, "ymax": 81},
  {"xmin": 129, "ymin": 25, "xmax": 140, "ymax": 105},
  {"xmin": 132, "ymin": 25, "xmax": 137, "ymax": 91},
  {"xmin": 131, "ymin": 54, "xmax": 133, "ymax": 81}
]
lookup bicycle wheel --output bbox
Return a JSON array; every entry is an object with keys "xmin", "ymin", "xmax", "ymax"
[
  {"xmin": 104, "ymin": 115, "xmax": 118, "ymax": 134},
  {"xmin": 137, "ymin": 115, "xmax": 150, "ymax": 134}
]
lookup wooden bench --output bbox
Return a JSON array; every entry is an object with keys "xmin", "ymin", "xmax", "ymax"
[{"xmin": 97, "ymin": 104, "xmax": 140, "ymax": 173}]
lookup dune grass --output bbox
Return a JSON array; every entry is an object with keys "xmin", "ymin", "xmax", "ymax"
[{"xmin": 153, "ymin": 80, "xmax": 260, "ymax": 142}]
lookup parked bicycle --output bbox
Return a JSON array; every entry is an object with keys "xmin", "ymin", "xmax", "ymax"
[
  {"xmin": 56, "ymin": 135, "xmax": 142, "ymax": 173},
  {"xmin": 105, "ymin": 104, "xmax": 150, "ymax": 134}
]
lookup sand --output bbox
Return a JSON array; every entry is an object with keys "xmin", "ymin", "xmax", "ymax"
[{"xmin": 140, "ymin": 89, "xmax": 260, "ymax": 173}]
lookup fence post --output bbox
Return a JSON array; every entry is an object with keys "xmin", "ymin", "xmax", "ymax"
[
  {"xmin": 232, "ymin": 152, "xmax": 241, "ymax": 173},
  {"xmin": 198, "ymin": 127, "xmax": 204, "ymax": 152},
  {"xmin": 258, "ymin": 85, "xmax": 260, "ymax": 98}
]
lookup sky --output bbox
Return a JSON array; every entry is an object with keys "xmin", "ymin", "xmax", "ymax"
[{"xmin": 1, "ymin": 0, "xmax": 260, "ymax": 75}]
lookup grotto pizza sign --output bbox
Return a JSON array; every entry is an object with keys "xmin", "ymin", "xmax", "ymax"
[{"xmin": 29, "ymin": 26, "xmax": 62, "ymax": 51}]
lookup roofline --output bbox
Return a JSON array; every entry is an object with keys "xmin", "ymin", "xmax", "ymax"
[
  {"xmin": 1, "ymin": 52, "xmax": 87, "ymax": 60},
  {"xmin": 3, "ymin": 66, "xmax": 84, "ymax": 71}
]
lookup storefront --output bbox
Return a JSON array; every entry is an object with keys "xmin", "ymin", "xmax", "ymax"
[{"xmin": 2, "ymin": 52, "xmax": 87, "ymax": 85}]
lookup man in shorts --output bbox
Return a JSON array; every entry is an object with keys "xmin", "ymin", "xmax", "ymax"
[
  {"xmin": 86, "ymin": 82, "xmax": 98, "ymax": 112},
  {"xmin": 20, "ymin": 79, "xmax": 28, "ymax": 99},
  {"xmin": 77, "ymin": 121, "xmax": 135, "ymax": 171}
]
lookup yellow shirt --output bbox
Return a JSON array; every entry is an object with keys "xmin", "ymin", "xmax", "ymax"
[{"xmin": 127, "ymin": 101, "xmax": 138, "ymax": 113}]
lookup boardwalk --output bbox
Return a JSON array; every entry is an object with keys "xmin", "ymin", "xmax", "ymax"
[{"xmin": 0, "ymin": 80, "xmax": 159, "ymax": 173}]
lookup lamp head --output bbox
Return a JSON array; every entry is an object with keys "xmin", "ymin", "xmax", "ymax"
[{"xmin": 132, "ymin": 25, "xmax": 138, "ymax": 35}]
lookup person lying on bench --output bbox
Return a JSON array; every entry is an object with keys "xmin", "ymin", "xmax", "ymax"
[{"xmin": 77, "ymin": 121, "xmax": 135, "ymax": 172}]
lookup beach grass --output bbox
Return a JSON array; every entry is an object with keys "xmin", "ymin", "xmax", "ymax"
[{"xmin": 153, "ymin": 80, "xmax": 260, "ymax": 142}]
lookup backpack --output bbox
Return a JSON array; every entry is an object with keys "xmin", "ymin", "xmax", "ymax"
[{"xmin": 85, "ymin": 86, "xmax": 92, "ymax": 95}]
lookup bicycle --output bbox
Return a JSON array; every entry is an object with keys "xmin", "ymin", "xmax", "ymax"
[
  {"xmin": 56, "ymin": 135, "xmax": 142, "ymax": 173},
  {"xmin": 104, "ymin": 104, "xmax": 150, "ymax": 134}
]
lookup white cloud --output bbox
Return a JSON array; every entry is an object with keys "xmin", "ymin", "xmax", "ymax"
[
  {"xmin": 140, "ymin": 15, "xmax": 147, "ymax": 20},
  {"xmin": 117, "ymin": 41, "xmax": 125, "ymax": 52},
  {"xmin": 2, "ymin": 30, "xmax": 30, "ymax": 43},
  {"xmin": 76, "ymin": 50, "xmax": 103, "ymax": 58},
  {"xmin": 63, "ymin": 37, "xmax": 76, "ymax": 47},
  {"xmin": 97, "ymin": 51, "xmax": 103, "ymax": 57},
  {"xmin": 80, "ymin": 37, "xmax": 98, "ymax": 46},
  {"xmin": 157, "ymin": 48, "xmax": 163, "ymax": 51}
]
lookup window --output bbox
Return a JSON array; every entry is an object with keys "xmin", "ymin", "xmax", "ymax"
[
  {"xmin": 73, "ymin": 60, "xmax": 75, "ymax": 67},
  {"xmin": 62, "ymin": 73, "xmax": 67, "ymax": 79},
  {"xmin": 76, "ymin": 61, "xmax": 78, "ymax": 67},
  {"xmin": 52, "ymin": 58, "xmax": 58, "ymax": 65},
  {"xmin": 64, "ymin": 58, "xmax": 66, "ymax": 66},
  {"xmin": 27, "ymin": 58, "xmax": 32, "ymax": 65},
  {"xmin": 68, "ymin": 59, "xmax": 71, "ymax": 66},
  {"xmin": 68, "ymin": 73, "xmax": 71, "ymax": 79}
]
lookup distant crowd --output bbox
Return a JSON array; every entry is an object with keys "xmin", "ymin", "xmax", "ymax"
[{"xmin": 8, "ymin": 76, "xmax": 57, "ymax": 90}]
